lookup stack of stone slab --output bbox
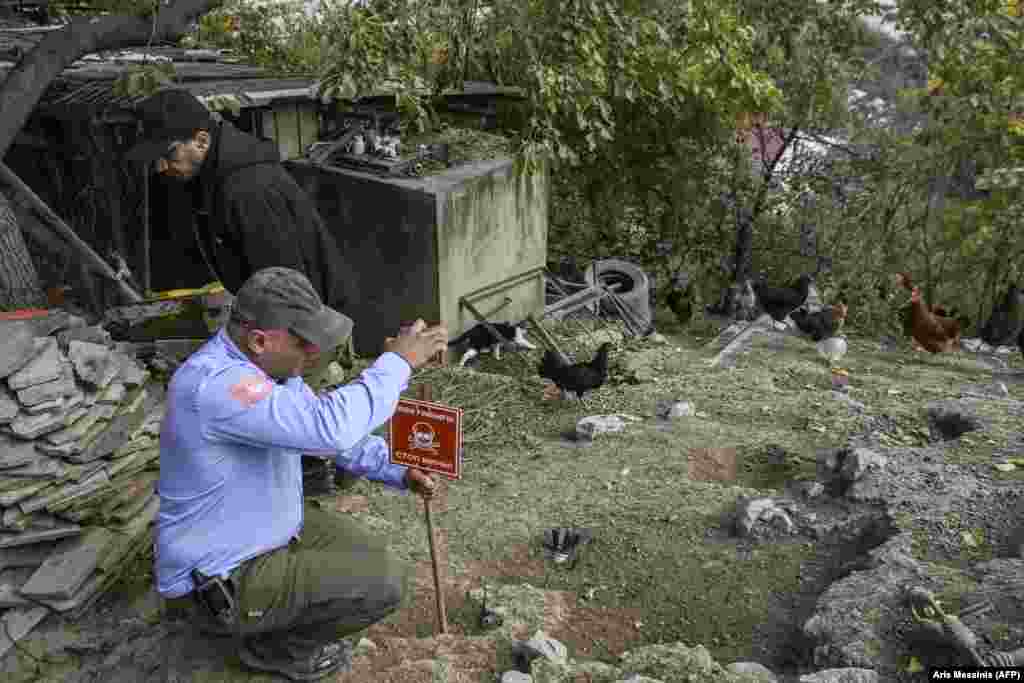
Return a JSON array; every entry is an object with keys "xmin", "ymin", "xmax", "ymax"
[{"xmin": 0, "ymin": 310, "xmax": 167, "ymax": 657}]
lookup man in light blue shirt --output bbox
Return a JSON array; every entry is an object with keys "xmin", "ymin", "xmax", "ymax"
[{"xmin": 156, "ymin": 266, "xmax": 447, "ymax": 681}]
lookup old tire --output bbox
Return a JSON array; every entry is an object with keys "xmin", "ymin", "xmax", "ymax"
[{"xmin": 584, "ymin": 259, "xmax": 652, "ymax": 332}]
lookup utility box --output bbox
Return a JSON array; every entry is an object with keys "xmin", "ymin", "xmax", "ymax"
[{"xmin": 285, "ymin": 157, "xmax": 548, "ymax": 356}]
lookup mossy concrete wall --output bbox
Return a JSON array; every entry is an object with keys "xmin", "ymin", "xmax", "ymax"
[{"xmin": 285, "ymin": 157, "xmax": 547, "ymax": 356}]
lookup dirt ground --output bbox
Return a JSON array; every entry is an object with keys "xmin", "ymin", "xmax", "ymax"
[{"xmin": 3, "ymin": 310, "xmax": 1023, "ymax": 682}]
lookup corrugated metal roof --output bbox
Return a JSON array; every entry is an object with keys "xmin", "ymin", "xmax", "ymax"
[
  {"xmin": 34, "ymin": 74, "xmax": 317, "ymax": 118},
  {"xmin": 0, "ymin": 28, "xmax": 318, "ymax": 118}
]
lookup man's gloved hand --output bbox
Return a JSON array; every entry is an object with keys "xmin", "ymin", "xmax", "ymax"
[
  {"xmin": 384, "ymin": 319, "xmax": 448, "ymax": 369},
  {"xmin": 404, "ymin": 468, "xmax": 436, "ymax": 498}
]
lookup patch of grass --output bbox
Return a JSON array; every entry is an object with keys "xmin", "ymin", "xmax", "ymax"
[{"xmin": 318, "ymin": 317, "xmax": 1021, "ymax": 669}]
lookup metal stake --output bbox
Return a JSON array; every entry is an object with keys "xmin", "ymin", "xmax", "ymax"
[{"xmin": 416, "ymin": 380, "xmax": 448, "ymax": 634}]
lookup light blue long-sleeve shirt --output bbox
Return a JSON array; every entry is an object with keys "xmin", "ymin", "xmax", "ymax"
[{"xmin": 155, "ymin": 329, "xmax": 412, "ymax": 598}]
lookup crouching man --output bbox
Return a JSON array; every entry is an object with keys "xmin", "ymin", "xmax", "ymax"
[{"xmin": 156, "ymin": 266, "xmax": 447, "ymax": 680}]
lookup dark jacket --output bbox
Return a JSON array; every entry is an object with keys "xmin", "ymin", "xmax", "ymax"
[{"xmin": 192, "ymin": 121, "xmax": 348, "ymax": 309}]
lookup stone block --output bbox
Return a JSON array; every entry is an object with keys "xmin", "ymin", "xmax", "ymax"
[
  {"xmin": 57, "ymin": 324, "xmax": 111, "ymax": 351},
  {"xmin": 36, "ymin": 441, "xmax": 82, "ymax": 458},
  {"xmin": 0, "ymin": 567, "xmax": 34, "ymax": 607},
  {"xmin": 0, "ymin": 606, "xmax": 48, "ymax": 659},
  {"xmin": 16, "ymin": 373, "xmax": 78, "ymax": 408},
  {"xmin": 23, "ymin": 395, "xmax": 65, "ymax": 414},
  {"xmin": 0, "ymin": 321, "xmax": 36, "ymax": 379},
  {"xmin": 0, "ymin": 523, "xmax": 81, "ymax": 548},
  {"xmin": 20, "ymin": 468, "xmax": 109, "ymax": 513},
  {"xmin": 19, "ymin": 527, "xmax": 114, "ymax": 600},
  {"xmin": 27, "ymin": 310, "xmax": 84, "ymax": 338},
  {"xmin": 0, "ymin": 537, "xmax": 75, "ymax": 571},
  {"xmin": 7, "ymin": 337, "xmax": 63, "ymax": 390},
  {"xmin": 0, "ymin": 434, "xmax": 38, "ymax": 469},
  {"xmin": 97, "ymin": 382, "xmax": 126, "ymax": 405},
  {"xmin": 9, "ymin": 407, "xmax": 71, "ymax": 440},
  {"xmin": 0, "ymin": 480, "xmax": 53, "ymax": 507},
  {"xmin": 67, "ymin": 340, "xmax": 118, "ymax": 387},
  {"xmin": 0, "ymin": 454, "xmax": 63, "ymax": 480},
  {"xmin": 115, "ymin": 353, "xmax": 150, "ymax": 388},
  {"xmin": 70, "ymin": 386, "xmax": 157, "ymax": 464},
  {"xmin": 44, "ymin": 401, "xmax": 110, "ymax": 446},
  {"xmin": 0, "ymin": 384, "xmax": 19, "ymax": 423}
]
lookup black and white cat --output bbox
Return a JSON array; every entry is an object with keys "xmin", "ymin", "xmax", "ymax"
[{"xmin": 448, "ymin": 322, "xmax": 537, "ymax": 367}]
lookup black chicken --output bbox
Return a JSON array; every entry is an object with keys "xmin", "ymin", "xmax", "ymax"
[
  {"xmin": 752, "ymin": 274, "xmax": 812, "ymax": 327},
  {"xmin": 665, "ymin": 276, "xmax": 693, "ymax": 326},
  {"xmin": 980, "ymin": 283, "xmax": 1024, "ymax": 346},
  {"xmin": 538, "ymin": 343, "xmax": 612, "ymax": 403},
  {"xmin": 791, "ymin": 303, "xmax": 848, "ymax": 342}
]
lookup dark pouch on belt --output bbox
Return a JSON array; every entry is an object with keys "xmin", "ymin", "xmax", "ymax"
[{"xmin": 191, "ymin": 568, "xmax": 236, "ymax": 625}]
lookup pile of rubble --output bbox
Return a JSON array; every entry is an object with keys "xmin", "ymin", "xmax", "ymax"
[{"xmin": 0, "ymin": 310, "xmax": 166, "ymax": 655}]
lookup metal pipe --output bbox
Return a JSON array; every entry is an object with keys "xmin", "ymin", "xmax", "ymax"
[{"xmin": 0, "ymin": 162, "xmax": 142, "ymax": 303}]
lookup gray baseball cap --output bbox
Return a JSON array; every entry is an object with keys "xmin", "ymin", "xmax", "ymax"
[{"xmin": 231, "ymin": 267, "xmax": 353, "ymax": 350}]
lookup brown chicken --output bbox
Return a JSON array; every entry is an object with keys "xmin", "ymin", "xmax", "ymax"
[
  {"xmin": 907, "ymin": 286, "xmax": 961, "ymax": 353},
  {"xmin": 895, "ymin": 272, "xmax": 958, "ymax": 351}
]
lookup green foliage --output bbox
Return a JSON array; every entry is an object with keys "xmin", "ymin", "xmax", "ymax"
[
  {"xmin": 111, "ymin": 62, "xmax": 176, "ymax": 99},
  {"xmin": 165, "ymin": 0, "xmax": 1022, "ymax": 336}
]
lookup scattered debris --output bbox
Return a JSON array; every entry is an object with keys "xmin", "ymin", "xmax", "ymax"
[{"xmin": 574, "ymin": 414, "xmax": 641, "ymax": 441}]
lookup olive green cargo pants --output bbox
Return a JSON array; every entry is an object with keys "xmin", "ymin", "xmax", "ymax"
[{"xmin": 168, "ymin": 502, "xmax": 409, "ymax": 657}]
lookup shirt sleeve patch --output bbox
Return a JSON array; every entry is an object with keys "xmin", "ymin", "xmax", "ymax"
[{"xmin": 229, "ymin": 375, "xmax": 273, "ymax": 407}]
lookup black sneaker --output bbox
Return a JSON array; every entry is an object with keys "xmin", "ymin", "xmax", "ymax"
[{"xmin": 239, "ymin": 637, "xmax": 353, "ymax": 681}]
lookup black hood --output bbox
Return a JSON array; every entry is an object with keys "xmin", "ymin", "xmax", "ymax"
[{"xmin": 203, "ymin": 121, "xmax": 280, "ymax": 182}]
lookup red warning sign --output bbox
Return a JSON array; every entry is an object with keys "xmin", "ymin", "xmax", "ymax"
[{"xmin": 389, "ymin": 398, "xmax": 463, "ymax": 480}]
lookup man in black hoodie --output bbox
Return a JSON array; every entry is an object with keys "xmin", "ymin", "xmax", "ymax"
[{"xmin": 126, "ymin": 88, "xmax": 351, "ymax": 390}]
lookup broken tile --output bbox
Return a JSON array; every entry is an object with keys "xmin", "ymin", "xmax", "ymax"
[
  {"xmin": 118, "ymin": 386, "xmax": 148, "ymax": 416},
  {"xmin": 36, "ymin": 441, "xmax": 82, "ymax": 458},
  {"xmin": 57, "ymin": 324, "xmax": 111, "ymax": 351},
  {"xmin": 97, "ymin": 382, "xmax": 126, "ymax": 405},
  {"xmin": 0, "ymin": 606, "xmax": 48, "ymax": 658},
  {"xmin": 20, "ymin": 468, "xmax": 109, "ymax": 514},
  {"xmin": 0, "ymin": 321, "xmax": 36, "ymax": 379},
  {"xmin": 7, "ymin": 337, "xmax": 63, "ymax": 390},
  {"xmin": 106, "ymin": 449, "xmax": 149, "ymax": 479},
  {"xmin": 70, "ymin": 390, "xmax": 153, "ymax": 464},
  {"xmin": 0, "ymin": 567, "xmax": 35, "ymax": 607},
  {"xmin": 20, "ymin": 527, "xmax": 114, "ymax": 600},
  {"xmin": 0, "ymin": 434, "xmax": 37, "ymax": 470},
  {"xmin": 0, "ymin": 384, "xmax": 19, "ymax": 424},
  {"xmin": 0, "ymin": 523, "xmax": 81, "ymax": 548},
  {"xmin": 27, "ymin": 310, "xmax": 83, "ymax": 338},
  {"xmin": 0, "ymin": 455, "xmax": 63, "ymax": 480},
  {"xmin": 0, "ymin": 480, "xmax": 53, "ymax": 507},
  {"xmin": 2, "ymin": 507, "xmax": 61, "ymax": 532},
  {"xmin": 68, "ymin": 340, "xmax": 117, "ymax": 386},
  {"xmin": 112, "ymin": 435, "xmax": 156, "ymax": 459},
  {"xmin": 17, "ymin": 373, "xmax": 78, "ymax": 407},
  {"xmin": 23, "ymin": 395, "xmax": 65, "ymax": 414},
  {"xmin": 0, "ymin": 537, "xmax": 75, "ymax": 571},
  {"xmin": 44, "ymin": 400, "xmax": 109, "ymax": 446},
  {"xmin": 110, "ymin": 489, "xmax": 155, "ymax": 525},
  {"xmin": 115, "ymin": 352, "xmax": 150, "ymax": 388},
  {"xmin": 9, "ymin": 407, "xmax": 71, "ymax": 440},
  {"xmin": 94, "ymin": 404, "xmax": 117, "ymax": 421},
  {"xmin": 81, "ymin": 388, "xmax": 99, "ymax": 408}
]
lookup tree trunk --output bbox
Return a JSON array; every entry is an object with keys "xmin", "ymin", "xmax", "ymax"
[
  {"xmin": 0, "ymin": 0, "xmax": 223, "ymax": 160},
  {"xmin": 0, "ymin": 190, "xmax": 46, "ymax": 310}
]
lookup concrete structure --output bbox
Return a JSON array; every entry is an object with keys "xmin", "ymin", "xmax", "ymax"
[{"xmin": 286, "ymin": 157, "xmax": 548, "ymax": 355}]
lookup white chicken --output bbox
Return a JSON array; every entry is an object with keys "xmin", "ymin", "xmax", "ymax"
[{"xmin": 816, "ymin": 336, "xmax": 847, "ymax": 368}]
